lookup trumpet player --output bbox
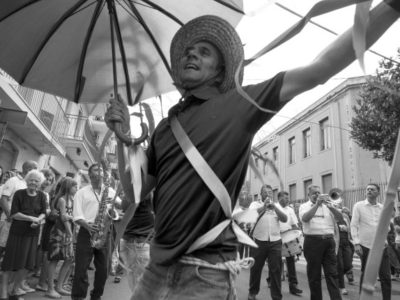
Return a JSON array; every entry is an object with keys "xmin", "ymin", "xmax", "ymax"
[
  {"xmin": 248, "ymin": 185, "xmax": 287, "ymax": 300},
  {"xmin": 71, "ymin": 164, "xmax": 121, "ymax": 300},
  {"xmin": 299, "ymin": 185, "xmax": 343, "ymax": 300}
]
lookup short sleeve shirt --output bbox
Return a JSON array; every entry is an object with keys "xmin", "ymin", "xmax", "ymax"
[{"xmin": 147, "ymin": 72, "xmax": 285, "ymax": 265}]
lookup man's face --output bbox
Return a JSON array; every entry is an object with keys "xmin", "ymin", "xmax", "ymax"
[
  {"xmin": 308, "ymin": 186, "xmax": 321, "ymax": 203},
  {"xmin": 89, "ymin": 165, "xmax": 104, "ymax": 182},
  {"xmin": 179, "ymin": 41, "xmax": 223, "ymax": 89},
  {"xmin": 23, "ymin": 162, "xmax": 38, "ymax": 175},
  {"xmin": 279, "ymin": 194, "xmax": 289, "ymax": 207},
  {"xmin": 366, "ymin": 185, "xmax": 379, "ymax": 200},
  {"xmin": 261, "ymin": 187, "xmax": 272, "ymax": 201}
]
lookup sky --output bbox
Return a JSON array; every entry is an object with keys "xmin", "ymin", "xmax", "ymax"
[{"xmin": 132, "ymin": 0, "xmax": 400, "ymax": 143}]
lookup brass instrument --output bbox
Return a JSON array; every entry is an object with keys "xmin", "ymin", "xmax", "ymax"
[
  {"xmin": 320, "ymin": 188, "xmax": 343, "ymax": 207},
  {"xmin": 90, "ymin": 183, "xmax": 120, "ymax": 249}
]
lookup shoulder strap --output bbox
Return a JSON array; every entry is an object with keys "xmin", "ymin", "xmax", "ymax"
[
  {"xmin": 170, "ymin": 117, "xmax": 256, "ymax": 253},
  {"xmin": 170, "ymin": 117, "xmax": 232, "ymax": 218},
  {"xmin": 249, "ymin": 209, "xmax": 267, "ymax": 237}
]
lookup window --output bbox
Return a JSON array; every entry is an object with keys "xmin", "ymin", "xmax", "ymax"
[
  {"xmin": 273, "ymin": 146, "xmax": 278, "ymax": 162},
  {"xmin": 322, "ymin": 173, "xmax": 333, "ymax": 194},
  {"xmin": 289, "ymin": 184, "xmax": 297, "ymax": 202},
  {"xmin": 320, "ymin": 117, "xmax": 331, "ymax": 150},
  {"xmin": 303, "ymin": 128, "xmax": 311, "ymax": 158},
  {"xmin": 304, "ymin": 179, "xmax": 313, "ymax": 200},
  {"xmin": 288, "ymin": 137, "xmax": 296, "ymax": 164}
]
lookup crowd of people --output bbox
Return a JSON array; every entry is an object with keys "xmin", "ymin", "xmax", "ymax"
[
  {"xmin": 0, "ymin": 162, "xmax": 154, "ymax": 300},
  {"xmin": 0, "ymin": 1, "xmax": 399, "ymax": 299},
  {"xmin": 235, "ymin": 184, "xmax": 400, "ymax": 300},
  {"xmin": 0, "ymin": 162, "xmax": 400, "ymax": 300}
]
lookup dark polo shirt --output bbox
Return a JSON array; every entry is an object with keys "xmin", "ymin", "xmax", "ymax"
[{"xmin": 147, "ymin": 72, "xmax": 285, "ymax": 265}]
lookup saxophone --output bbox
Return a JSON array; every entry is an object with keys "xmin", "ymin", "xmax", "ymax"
[{"xmin": 90, "ymin": 183, "xmax": 119, "ymax": 249}]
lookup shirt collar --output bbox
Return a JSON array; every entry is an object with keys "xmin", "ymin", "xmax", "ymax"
[
  {"xmin": 175, "ymin": 83, "xmax": 222, "ymax": 101},
  {"xmin": 364, "ymin": 199, "xmax": 381, "ymax": 206}
]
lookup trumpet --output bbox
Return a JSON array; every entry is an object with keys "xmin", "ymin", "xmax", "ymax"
[{"xmin": 319, "ymin": 188, "xmax": 343, "ymax": 207}]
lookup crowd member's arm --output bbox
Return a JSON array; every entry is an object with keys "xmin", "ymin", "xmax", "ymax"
[
  {"xmin": 350, "ymin": 203, "xmax": 362, "ymax": 256},
  {"xmin": 279, "ymin": 0, "xmax": 400, "ymax": 104},
  {"xmin": 0, "ymin": 195, "xmax": 11, "ymax": 219},
  {"xmin": 273, "ymin": 203, "xmax": 287, "ymax": 222},
  {"xmin": 301, "ymin": 199, "xmax": 323, "ymax": 223},
  {"xmin": 0, "ymin": 178, "xmax": 14, "ymax": 218},
  {"xmin": 10, "ymin": 191, "xmax": 42, "ymax": 224}
]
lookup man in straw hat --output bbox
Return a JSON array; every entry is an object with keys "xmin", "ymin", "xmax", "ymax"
[{"xmin": 105, "ymin": 1, "xmax": 400, "ymax": 299}]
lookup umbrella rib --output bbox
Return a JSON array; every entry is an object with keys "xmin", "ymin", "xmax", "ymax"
[
  {"xmin": 111, "ymin": 0, "xmax": 134, "ymax": 105},
  {"xmin": 125, "ymin": 0, "xmax": 172, "ymax": 77},
  {"xmin": 0, "ymin": 0, "xmax": 41, "ymax": 22},
  {"xmin": 74, "ymin": 0, "xmax": 105, "ymax": 102},
  {"xmin": 139, "ymin": 0, "xmax": 184, "ymax": 26},
  {"xmin": 213, "ymin": 0, "xmax": 244, "ymax": 15},
  {"xmin": 20, "ymin": 0, "xmax": 88, "ymax": 84}
]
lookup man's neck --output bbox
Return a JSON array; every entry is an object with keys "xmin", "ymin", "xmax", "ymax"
[
  {"xmin": 91, "ymin": 181, "xmax": 102, "ymax": 191},
  {"xmin": 367, "ymin": 198, "xmax": 377, "ymax": 205}
]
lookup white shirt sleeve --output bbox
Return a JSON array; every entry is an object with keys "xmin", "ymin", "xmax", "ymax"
[
  {"xmin": 1, "ymin": 178, "xmax": 15, "ymax": 198},
  {"xmin": 73, "ymin": 189, "xmax": 85, "ymax": 222},
  {"xmin": 350, "ymin": 203, "xmax": 361, "ymax": 245}
]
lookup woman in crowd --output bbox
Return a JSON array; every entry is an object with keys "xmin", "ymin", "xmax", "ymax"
[
  {"xmin": 46, "ymin": 177, "xmax": 77, "ymax": 299},
  {"xmin": 36, "ymin": 177, "xmax": 65, "ymax": 292},
  {"xmin": 1, "ymin": 170, "xmax": 47, "ymax": 299},
  {"xmin": 33, "ymin": 169, "xmax": 55, "ymax": 277}
]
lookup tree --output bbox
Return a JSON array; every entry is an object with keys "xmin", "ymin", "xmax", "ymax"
[{"xmin": 350, "ymin": 48, "xmax": 400, "ymax": 163}]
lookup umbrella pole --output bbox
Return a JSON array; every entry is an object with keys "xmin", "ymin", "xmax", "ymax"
[{"xmin": 106, "ymin": 0, "xmax": 148, "ymax": 146}]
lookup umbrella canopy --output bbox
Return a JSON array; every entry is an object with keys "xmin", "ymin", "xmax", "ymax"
[{"xmin": 0, "ymin": 0, "xmax": 243, "ymax": 106}]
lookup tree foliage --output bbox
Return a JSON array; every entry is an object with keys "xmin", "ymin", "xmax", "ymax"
[{"xmin": 349, "ymin": 49, "xmax": 400, "ymax": 163}]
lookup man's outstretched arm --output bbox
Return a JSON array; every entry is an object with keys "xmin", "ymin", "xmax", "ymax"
[{"xmin": 280, "ymin": 0, "xmax": 400, "ymax": 103}]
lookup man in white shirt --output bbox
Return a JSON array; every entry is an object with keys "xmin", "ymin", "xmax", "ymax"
[
  {"xmin": 299, "ymin": 185, "xmax": 342, "ymax": 300},
  {"xmin": 71, "ymin": 163, "xmax": 120, "ymax": 300},
  {"xmin": 276, "ymin": 191, "xmax": 303, "ymax": 295},
  {"xmin": 350, "ymin": 183, "xmax": 391, "ymax": 300},
  {"xmin": 0, "ymin": 161, "xmax": 37, "ymax": 220},
  {"xmin": 248, "ymin": 185, "xmax": 287, "ymax": 300}
]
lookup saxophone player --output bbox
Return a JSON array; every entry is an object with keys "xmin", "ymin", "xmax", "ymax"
[{"xmin": 71, "ymin": 163, "xmax": 121, "ymax": 300}]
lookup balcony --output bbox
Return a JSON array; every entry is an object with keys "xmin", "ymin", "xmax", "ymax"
[
  {"xmin": 0, "ymin": 71, "xmax": 66, "ymax": 156},
  {"xmin": 56, "ymin": 114, "xmax": 100, "ymax": 170}
]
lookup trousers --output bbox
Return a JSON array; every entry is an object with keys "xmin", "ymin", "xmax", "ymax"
[{"xmin": 71, "ymin": 228, "xmax": 109, "ymax": 299}]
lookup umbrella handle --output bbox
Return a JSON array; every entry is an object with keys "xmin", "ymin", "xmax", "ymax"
[{"xmin": 114, "ymin": 122, "xmax": 148, "ymax": 146}]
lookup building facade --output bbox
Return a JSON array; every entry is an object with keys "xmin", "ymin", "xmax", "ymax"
[
  {"xmin": 249, "ymin": 76, "xmax": 391, "ymax": 207},
  {"xmin": 0, "ymin": 70, "xmax": 114, "ymax": 183}
]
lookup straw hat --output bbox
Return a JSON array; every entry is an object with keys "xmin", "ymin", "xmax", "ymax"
[{"xmin": 170, "ymin": 15, "xmax": 244, "ymax": 93}]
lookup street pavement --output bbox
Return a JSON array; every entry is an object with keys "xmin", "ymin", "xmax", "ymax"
[{"xmin": 20, "ymin": 256, "xmax": 400, "ymax": 299}]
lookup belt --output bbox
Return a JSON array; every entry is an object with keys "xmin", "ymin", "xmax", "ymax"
[{"xmin": 304, "ymin": 234, "xmax": 334, "ymax": 239}]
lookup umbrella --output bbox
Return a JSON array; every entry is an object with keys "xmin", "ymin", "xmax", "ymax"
[{"xmin": 0, "ymin": 0, "xmax": 244, "ymax": 142}]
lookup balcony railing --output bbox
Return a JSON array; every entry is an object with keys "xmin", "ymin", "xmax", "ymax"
[
  {"xmin": 56, "ymin": 114, "xmax": 100, "ymax": 160},
  {"xmin": 0, "ymin": 69, "xmax": 70, "ymax": 146}
]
